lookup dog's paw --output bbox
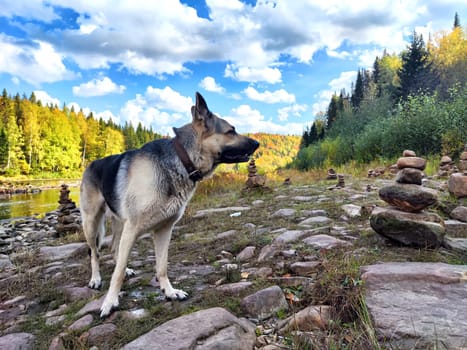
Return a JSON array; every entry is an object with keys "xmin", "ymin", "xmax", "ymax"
[
  {"xmin": 100, "ymin": 297, "xmax": 119, "ymax": 318},
  {"xmin": 88, "ymin": 278, "xmax": 102, "ymax": 290},
  {"xmin": 163, "ymin": 288, "xmax": 188, "ymax": 301},
  {"xmin": 125, "ymin": 268, "xmax": 136, "ymax": 277}
]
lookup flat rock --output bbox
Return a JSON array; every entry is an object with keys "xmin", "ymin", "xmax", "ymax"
[
  {"xmin": 370, "ymin": 207, "xmax": 445, "ymax": 248},
  {"xmin": 0, "ymin": 332, "xmax": 35, "ymax": 350},
  {"xmin": 298, "ymin": 216, "xmax": 332, "ymax": 227},
  {"xmin": 270, "ymin": 208, "xmax": 296, "ymax": 218},
  {"xmin": 442, "ymin": 237, "xmax": 467, "ymax": 254},
  {"xmin": 236, "ymin": 246, "xmax": 256, "ymax": 262},
  {"xmin": 396, "ymin": 156, "xmax": 426, "ymax": 170},
  {"xmin": 361, "ymin": 262, "xmax": 467, "ymax": 350},
  {"xmin": 445, "ymin": 219, "xmax": 467, "ymax": 238},
  {"xmin": 279, "ymin": 305, "xmax": 331, "ymax": 332},
  {"xmin": 274, "ymin": 230, "xmax": 311, "ymax": 244},
  {"xmin": 451, "ymin": 206, "xmax": 467, "ymax": 223},
  {"xmin": 303, "ymin": 234, "xmax": 352, "ymax": 250},
  {"xmin": 289, "ymin": 261, "xmax": 320, "ymax": 276},
  {"xmin": 0, "ymin": 254, "xmax": 14, "ymax": 270},
  {"xmin": 38, "ymin": 242, "xmax": 88, "ymax": 262},
  {"xmin": 241, "ymin": 286, "xmax": 288, "ymax": 320},
  {"xmin": 122, "ymin": 307, "xmax": 255, "ymax": 350},
  {"xmin": 341, "ymin": 204, "xmax": 362, "ymax": 218},
  {"xmin": 378, "ymin": 184, "xmax": 438, "ymax": 212},
  {"xmin": 216, "ymin": 282, "xmax": 253, "ymax": 295}
]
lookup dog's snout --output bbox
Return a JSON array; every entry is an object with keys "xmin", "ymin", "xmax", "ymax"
[{"xmin": 250, "ymin": 138, "xmax": 260, "ymax": 151}]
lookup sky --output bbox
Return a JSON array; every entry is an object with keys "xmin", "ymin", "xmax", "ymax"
[{"xmin": 0, "ymin": 1, "xmax": 465, "ymax": 136}]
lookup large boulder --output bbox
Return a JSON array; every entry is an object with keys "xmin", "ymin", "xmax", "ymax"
[
  {"xmin": 448, "ymin": 172, "xmax": 467, "ymax": 198},
  {"xmin": 370, "ymin": 207, "xmax": 445, "ymax": 247},
  {"xmin": 361, "ymin": 262, "xmax": 467, "ymax": 350},
  {"xmin": 122, "ymin": 307, "xmax": 255, "ymax": 350}
]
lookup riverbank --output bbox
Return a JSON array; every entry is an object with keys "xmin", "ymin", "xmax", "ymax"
[{"xmin": 0, "ymin": 172, "xmax": 466, "ymax": 349}]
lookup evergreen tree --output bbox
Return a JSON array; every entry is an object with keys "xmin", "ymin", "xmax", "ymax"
[
  {"xmin": 352, "ymin": 69, "xmax": 365, "ymax": 109},
  {"xmin": 398, "ymin": 31, "xmax": 439, "ymax": 100},
  {"xmin": 454, "ymin": 12, "xmax": 460, "ymax": 28},
  {"xmin": 0, "ymin": 128, "xmax": 8, "ymax": 169},
  {"xmin": 326, "ymin": 94, "xmax": 340, "ymax": 129}
]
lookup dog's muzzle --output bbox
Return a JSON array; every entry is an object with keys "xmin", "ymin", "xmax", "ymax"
[{"xmin": 219, "ymin": 138, "xmax": 259, "ymax": 163}]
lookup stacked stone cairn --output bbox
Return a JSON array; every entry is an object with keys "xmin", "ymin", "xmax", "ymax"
[
  {"xmin": 244, "ymin": 158, "xmax": 266, "ymax": 190},
  {"xmin": 438, "ymin": 155, "xmax": 457, "ymax": 177},
  {"xmin": 55, "ymin": 184, "xmax": 81, "ymax": 236},
  {"xmin": 367, "ymin": 166, "xmax": 385, "ymax": 178},
  {"xmin": 460, "ymin": 144, "xmax": 467, "ymax": 172},
  {"xmin": 370, "ymin": 150, "xmax": 445, "ymax": 248},
  {"xmin": 326, "ymin": 168, "xmax": 337, "ymax": 180},
  {"xmin": 447, "ymin": 144, "xmax": 467, "ymax": 198}
]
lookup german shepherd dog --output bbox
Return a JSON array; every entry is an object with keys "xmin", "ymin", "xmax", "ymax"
[{"xmin": 81, "ymin": 92, "xmax": 259, "ymax": 317}]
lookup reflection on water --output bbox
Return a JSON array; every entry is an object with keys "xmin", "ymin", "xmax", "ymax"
[{"xmin": 0, "ymin": 187, "xmax": 80, "ymax": 220}]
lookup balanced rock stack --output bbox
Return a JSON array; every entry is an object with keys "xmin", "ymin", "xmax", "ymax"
[
  {"xmin": 326, "ymin": 168, "xmax": 337, "ymax": 180},
  {"xmin": 438, "ymin": 155, "xmax": 456, "ymax": 177},
  {"xmin": 447, "ymin": 145, "xmax": 467, "ymax": 198},
  {"xmin": 460, "ymin": 144, "xmax": 467, "ymax": 172},
  {"xmin": 245, "ymin": 158, "xmax": 266, "ymax": 189},
  {"xmin": 370, "ymin": 150, "xmax": 445, "ymax": 248},
  {"xmin": 55, "ymin": 184, "xmax": 81, "ymax": 236}
]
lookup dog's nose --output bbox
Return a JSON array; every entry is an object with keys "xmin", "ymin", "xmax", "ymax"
[{"xmin": 250, "ymin": 139, "xmax": 260, "ymax": 151}]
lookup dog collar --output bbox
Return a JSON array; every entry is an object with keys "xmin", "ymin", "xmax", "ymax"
[{"xmin": 173, "ymin": 137, "xmax": 203, "ymax": 182}]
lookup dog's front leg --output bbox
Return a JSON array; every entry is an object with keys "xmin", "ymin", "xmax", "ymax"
[
  {"xmin": 100, "ymin": 223, "xmax": 138, "ymax": 318},
  {"xmin": 153, "ymin": 223, "xmax": 188, "ymax": 300}
]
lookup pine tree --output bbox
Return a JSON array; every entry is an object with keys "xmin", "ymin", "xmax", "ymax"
[
  {"xmin": 454, "ymin": 12, "xmax": 460, "ymax": 28},
  {"xmin": 326, "ymin": 94, "xmax": 340, "ymax": 129},
  {"xmin": 0, "ymin": 128, "xmax": 9, "ymax": 169},
  {"xmin": 398, "ymin": 31, "xmax": 438, "ymax": 100},
  {"xmin": 352, "ymin": 69, "xmax": 365, "ymax": 109}
]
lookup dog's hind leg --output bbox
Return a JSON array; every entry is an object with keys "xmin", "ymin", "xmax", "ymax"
[
  {"xmin": 153, "ymin": 221, "xmax": 188, "ymax": 301},
  {"xmin": 100, "ymin": 221, "xmax": 139, "ymax": 318}
]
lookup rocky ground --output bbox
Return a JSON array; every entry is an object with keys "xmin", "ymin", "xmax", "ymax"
[{"xmin": 0, "ymin": 174, "xmax": 466, "ymax": 350}]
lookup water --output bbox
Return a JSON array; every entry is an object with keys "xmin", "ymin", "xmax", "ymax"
[{"xmin": 0, "ymin": 187, "xmax": 80, "ymax": 220}]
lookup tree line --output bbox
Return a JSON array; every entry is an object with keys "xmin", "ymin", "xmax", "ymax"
[
  {"xmin": 0, "ymin": 90, "xmax": 162, "ymax": 177},
  {"xmin": 293, "ymin": 14, "xmax": 466, "ymax": 170}
]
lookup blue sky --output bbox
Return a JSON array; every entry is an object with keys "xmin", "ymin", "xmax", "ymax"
[{"xmin": 0, "ymin": 1, "xmax": 465, "ymax": 136}]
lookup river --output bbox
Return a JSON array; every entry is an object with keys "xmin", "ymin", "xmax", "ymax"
[{"xmin": 0, "ymin": 186, "xmax": 80, "ymax": 220}]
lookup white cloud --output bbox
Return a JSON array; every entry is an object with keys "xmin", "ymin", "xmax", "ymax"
[
  {"xmin": 0, "ymin": 35, "xmax": 76, "ymax": 85},
  {"xmin": 224, "ymin": 104, "xmax": 306, "ymax": 135},
  {"xmin": 243, "ymin": 87, "xmax": 295, "ymax": 104},
  {"xmin": 278, "ymin": 104, "xmax": 308, "ymax": 122},
  {"xmin": 199, "ymin": 76, "xmax": 225, "ymax": 93},
  {"xmin": 119, "ymin": 87, "xmax": 193, "ymax": 135},
  {"xmin": 72, "ymin": 77, "xmax": 126, "ymax": 97},
  {"xmin": 33, "ymin": 91, "xmax": 60, "ymax": 107},
  {"xmin": 225, "ymin": 65, "xmax": 282, "ymax": 84},
  {"xmin": 312, "ymin": 71, "xmax": 357, "ymax": 116}
]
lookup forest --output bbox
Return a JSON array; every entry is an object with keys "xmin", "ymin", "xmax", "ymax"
[
  {"xmin": 0, "ymin": 90, "xmax": 163, "ymax": 177},
  {"xmin": 293, "ymin": 16, "xmax": 466, "ymax": 170}
]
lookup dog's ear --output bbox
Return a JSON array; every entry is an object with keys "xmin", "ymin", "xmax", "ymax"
[{"xmin": 191, "ymin": 92, "xmax": 210, "ymax": 122}]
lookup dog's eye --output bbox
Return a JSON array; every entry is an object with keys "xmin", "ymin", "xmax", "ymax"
[{"xmin": 226, "ymin": 128, "xmax": 236, "ymax": 136}]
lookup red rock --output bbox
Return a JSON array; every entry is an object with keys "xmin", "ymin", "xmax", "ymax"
[{"xmin": 396, "ymin": 157, "xmax": 426, "ymax": 170}]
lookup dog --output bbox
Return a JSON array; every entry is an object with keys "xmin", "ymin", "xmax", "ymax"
[{"xmin": 80, "ymin": 92, "xmax": 259, "ymax": 317}]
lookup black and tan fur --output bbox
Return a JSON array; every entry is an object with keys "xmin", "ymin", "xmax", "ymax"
[{"xmin": 80, "ymin": 92, "xmax": 259, "ymax": 317}]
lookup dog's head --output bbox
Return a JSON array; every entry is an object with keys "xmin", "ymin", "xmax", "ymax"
[{"xmin": 188, "ymin": 92, "xmax": 259, "ymax": 164}]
